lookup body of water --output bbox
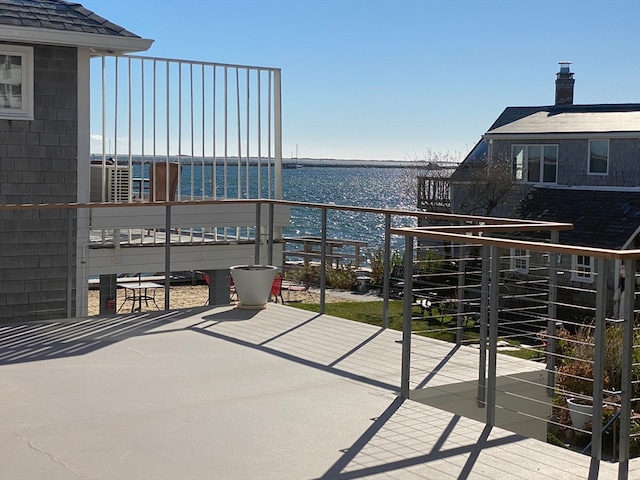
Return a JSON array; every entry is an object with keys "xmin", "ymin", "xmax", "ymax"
[
  {"xmin": 282, "ymin": 166, "xmax": 418, "ymax": 254},
  {"xmin": 133, "ymin": 162, "xmax": 420, "ymax": 258}
]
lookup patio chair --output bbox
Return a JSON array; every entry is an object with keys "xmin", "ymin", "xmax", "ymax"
[
  {"xmin": 270, "ymin": 276, "xmax": 285, "ymax": 304},
  {"xmin": 285, "ymin": 276, "xmax": 314, "ymax": 301},
  {"xmin": 200, "ymin": 271, "xmax": 237, "ymax": 305},
  {"xmin": 230, "ymin": 276, "xmax": 237, "ymax": 301},
  {"xmin": 200, "ymin": 272, "xmax": 211, "ymax": 306}
]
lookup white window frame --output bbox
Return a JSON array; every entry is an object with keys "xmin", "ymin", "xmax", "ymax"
[
  {"xmin": 512, "ymin": 144, "xmax": 558, "ymax": 184},
  {"xmin": 510, "ymin": 248, "xmax": 529, "ymax": 274},
  {"xmin": 0, "ymin": 45, "xmax": 34, "ymax": 120},
  {"xmin": 572, "ymin": 255, "xmax": 594, "ymax": 283},
  {"xmin": 588, "ymin": 139, "xmax": 609, "ymax": 175}
]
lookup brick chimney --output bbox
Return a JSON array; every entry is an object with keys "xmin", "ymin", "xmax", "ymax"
[{"xmin": 555, "ymin": 61, "xmax": 575, "ymax": 106}]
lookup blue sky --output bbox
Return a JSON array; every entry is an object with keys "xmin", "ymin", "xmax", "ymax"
[{"xmin": 82, "ymin": 0, "xmax": 640, "ymax": 161}]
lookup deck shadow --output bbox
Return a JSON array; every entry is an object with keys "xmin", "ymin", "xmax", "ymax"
[{"xmin": 0, "ymin": 309, "xmax": 198, "ymax": 365}]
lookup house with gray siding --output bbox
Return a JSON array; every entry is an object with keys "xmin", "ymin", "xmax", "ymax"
[
  {"xmin": 447, "ymin": 63, "xmax": 640, "ymax": 317},
  {"xmin": 0, "ymin": 0, "xmax": 152, "ymax": 321}
]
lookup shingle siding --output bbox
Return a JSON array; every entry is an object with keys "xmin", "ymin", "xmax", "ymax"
[
  {"xmin": 0, "ymin": 44, "xmax": 77, "ymax": 322},
  {"xmin": 491, "ymin": 137, "xmax": 640, "ymax": 188}
]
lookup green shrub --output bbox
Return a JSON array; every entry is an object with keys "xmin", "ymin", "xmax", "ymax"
[
  {"xmin": 556, "ymin": 323, "xmax": 640, "ymax": 405},
  {"xmin": 368, "ymin": 248, "xmax": 405, "ymax": 286},
  {"xmin": 415, "ymin": 249, "xmax": 445, "ymax": 274},
  {"xmin": 369, "ymin": 248, "xmax": 384, "ymax": 286},
  {"xmin": 325, "ymin": 265, "xmax": 356, "ymax": 290}
]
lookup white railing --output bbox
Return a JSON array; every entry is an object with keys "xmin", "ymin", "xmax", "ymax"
[{"xmin": 90, "ymin": 54, "xmax": 282, "ymax": 204}]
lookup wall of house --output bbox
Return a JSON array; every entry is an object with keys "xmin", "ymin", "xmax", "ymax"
[
  {"xmin": 491, "ymin": 138, "xmax": 640, "ymax": 188},
  {"xmin": 0, "ymin": 45, "xmax": 77, "ymax": 322}
]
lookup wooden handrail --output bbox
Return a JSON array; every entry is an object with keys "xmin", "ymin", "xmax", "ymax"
[{"xmin": 391, "ymin": 227, "xmax": 640, "ymax": 260}]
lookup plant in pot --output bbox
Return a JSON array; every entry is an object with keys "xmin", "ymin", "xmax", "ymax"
[
  {"xmin": 556, "ymin": 324, "xmax": 611, "ymax": 430},
  {"xmin": 229, "ymin": 265, "xmax": 277, "ymax": 309},
  {"xmin": 557, "ymin": 359, "xmax": 609, "ymax": 430},
  {"xmin": 555, "ymin": 322, "xmax": 640, "ymax": 456}
]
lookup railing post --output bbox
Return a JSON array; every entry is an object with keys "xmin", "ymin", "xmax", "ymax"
[
  {"xmin": 547, "ymin": 230, "xmax": 559, "ymax": 396},
  {"xmin": 618, "ymin": 257, "xmax": 635, "ymax": 480},
  {"xmin": 66, "ymin": 208, "xmax": 73, "ymax": 318},
  {"xmin": 255, "ymin": 202, "xmax": 261, "ymax": 264},
  {"xmin": 164, "ymin": 204, "xmax": 171, "ymax": 310},
  {"xmin": 590, "ymin": 257, "xmax": 607, "ymax": 472},
  {"xmin": 486, "ymin": 245, "xmax": 500, "ymax": 426},
  {"xmin": 477, "ymin": 245, "xmax": 489, "ymax": 408},
  {"xmin": 456, "ymin": 241, "xmax": 466, "ymax": 345},
  {"xmin": 273, "ymin": 69, "xmax": 282, "ymax": 200},
  {"xmin": 400, "ymin": 234, "xmax": 414, "ymax": 399},
  {"xmin": 268, "ymin": 203, "xmax": 274, "ymax": 266},
  {"xmin": 382, "ymin": 213, "xmax": 391, "ymax": 328},
  {"xmin": 319, "ymin": 207, "xmax": 327, "ymax": 314}
]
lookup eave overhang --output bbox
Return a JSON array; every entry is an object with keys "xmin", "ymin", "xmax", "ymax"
[
  {"xmin": 0, "ymin": 25, "xmax": 153, "ymax": 54},
  {"xmin": 483, "ymin": 131, "xmax": 640, "ymax": 141}
]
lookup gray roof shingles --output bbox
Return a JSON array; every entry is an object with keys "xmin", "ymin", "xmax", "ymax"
[
  {"xmin": 510, "ymin": 187, "xmax": 640, "ymax": 250},
  {"xmin": 454, "ymin": 103, "xmax": 640, "ymax": 173},
  {"xmin": 486, "ymin": 104, "xmax": 640, "ymax": 135},
  {"xmin": 0, "ymin": 0, "xmax": 141, "ymax": 38}
]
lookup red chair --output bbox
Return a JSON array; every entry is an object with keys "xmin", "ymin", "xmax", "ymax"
[
  {"xmin": 200, "ymin": 272, "xmax": 237, "ymax": 305},
  {"xmin": 201, "ymin": 272, "xmax": 211, "ymax": 306},
  {"xmin": 286, "ymin": 276, "xmax": 314, "ymax": 301},
  {"xmin": 230, "ymin": 276, "xmax": 237, "ymax": 301},
  {"xmin": 270, "ymin": 276, "xmax": 284, "ymax": 304}
]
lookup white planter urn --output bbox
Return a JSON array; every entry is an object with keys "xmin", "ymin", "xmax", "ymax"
[
  {"xmin": 567, "ymin": 397, "xmax": 593, "ymax": 429},
  {"xmin": 230, "ymin": 265, "xmax": 277, "ymax": 310}
]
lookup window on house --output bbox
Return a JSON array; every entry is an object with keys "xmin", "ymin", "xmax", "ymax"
[
  {"xmin": 512, "ymin": 145, "xmax": 558, "ymax": 183},
  {"xmin": 588, "ymin": 139, "xmax": 609, "ymax": 175},
  {"xmin": 572, "ymin": 255, "xmax": 593, "ymax": 282},
  {"xmin": 510, "ymin": 248, "xmax": 529, "ymax": 274},
  {"xmin": 0, "ymin": 45, "xmax": 33, "ymax": 120}
]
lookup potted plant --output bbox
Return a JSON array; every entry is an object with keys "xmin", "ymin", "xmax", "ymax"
[
  {"xmin": 556, "ymin": 325, "xmax": 608, "ymax": 430},
  {"xmin": 230, "ymin": 265, "xmax": 277, "ymax": 309},
  {"xmin": 555, "ymin": 323, "xmax": 640, "ymax": 436}
]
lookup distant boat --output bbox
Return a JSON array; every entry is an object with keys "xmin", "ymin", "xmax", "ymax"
[
  {"xmin": 283, "ymin": 162, "xmax": 303, "ymax": 169},
  {"xmin": 284, "ymin": 144, "xmax": 303, "ymax": 169}
]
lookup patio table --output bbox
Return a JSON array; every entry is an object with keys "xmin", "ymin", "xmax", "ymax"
[{"xmin": 118, "ymin": 282, "xmax": 162, "ymax": 312}]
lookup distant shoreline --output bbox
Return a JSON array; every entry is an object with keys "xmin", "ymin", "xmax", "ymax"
[{"xmin": 91, "ymin": 155, "xmax": 459, "ymax": 169}]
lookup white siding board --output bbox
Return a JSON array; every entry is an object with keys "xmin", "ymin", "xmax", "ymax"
[
  {"xmin": 90, "ymin": 204, "xmax": 290, "ymax": 229},
  {"xmin": 86, "ymin": 243, "xmax": 283, "ymax": 275}
]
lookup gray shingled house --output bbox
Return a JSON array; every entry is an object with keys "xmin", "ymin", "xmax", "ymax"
[
  {"xmin": 0, "ymin": 0, "xmax": 152, "ymax": 321},
  {"xmin": 446, "ymin": 63, "xmax": 640, "ymax": 317}
]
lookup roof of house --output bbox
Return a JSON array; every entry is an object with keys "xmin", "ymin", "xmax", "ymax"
[
  {"xmin": 509, "ymin": 186, "xmax": 640, "ymax": 250},
  {"xmin": 453, "ymin": 103, "xmax": 640, "ymax": 178},
  {"xmin": 0, "ymin": 0, "xmax": 152, "ymax": 53},
  {"xmin": 485, "ymin": 103, "xmax": 640, "ymax": 137},
  {"xmin": 449, "ymin": 139, "xmax": 488, "ymax": 182}
]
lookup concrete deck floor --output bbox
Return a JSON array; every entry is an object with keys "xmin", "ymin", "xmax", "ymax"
[{"xmin": 1, "ymin": 304, "xmax": 634, "ymax": 479}]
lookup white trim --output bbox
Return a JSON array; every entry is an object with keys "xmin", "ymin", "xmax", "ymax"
[
  {"xmin": 571, "ymin": 254, "xmax": 594, "ymax": 283},
  {"xmin": 622, "ymin": 225, "xmax": 640, "ymax": 250},
  {"xmin": 587, "ymin": 139, "xmax": 609, "ymax": 175},
  {"xmin": 0, "ymin": 45, "xmax": 33, "ymax": 120},
  {"xmin": 485, "ymin": 132, "xmax": 639, "ymax": 140},
  {"xmin": 76, "ymin": 47, "xmax": 91, "ymax": 317},
  {"xmin": 511, "ymin": 144, "xmax": 558, "ymax": 184},
  {"xmin": 0, "ymin": 25, "xmax": 153, "ymax": 54},
  {"xmin": 510, "ymin": 248, "xmax": 529, "ymax": 274},
  {"xmin": 524, "ymin": 184, "xmax": 640, "ymax": 192}
]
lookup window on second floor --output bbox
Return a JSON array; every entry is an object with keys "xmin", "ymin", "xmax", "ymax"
[
  {"xmin": 588, "ymin": 139, "xmax": 609, "ymax": 175},
  {"xmin": 572, "ymin": 255, "xmax": 594, "ymax": 283},
  {"xmin": 512, "ymin": 145, "xmax": 558, "ymax": 183}
]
